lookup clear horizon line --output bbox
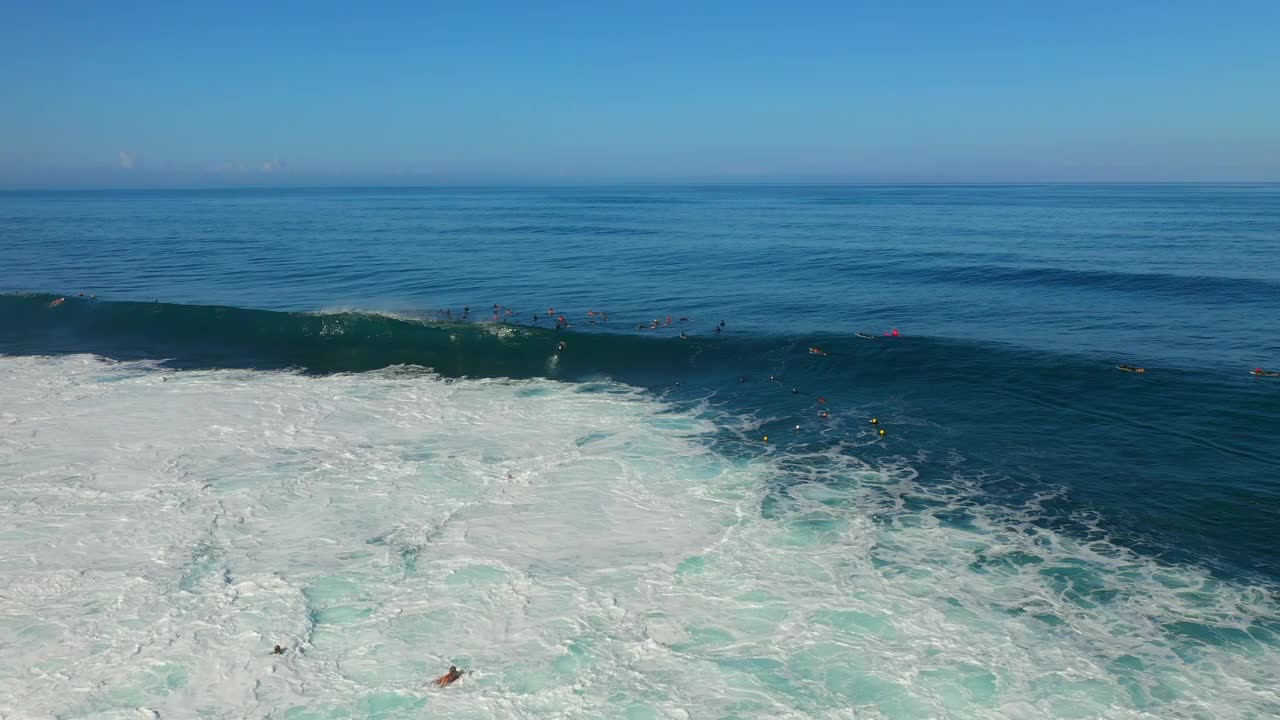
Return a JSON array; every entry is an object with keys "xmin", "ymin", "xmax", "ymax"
[{"xmin": 3, "ymin": 179, "xmax": 1278, "ymax": 193}]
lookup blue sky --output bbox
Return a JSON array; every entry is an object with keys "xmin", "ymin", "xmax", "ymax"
[{"xmin": 2, "ymin": 1, "xmax": 1278, "ymax": 186}]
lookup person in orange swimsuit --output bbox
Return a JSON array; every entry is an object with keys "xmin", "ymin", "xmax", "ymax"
[{"xmin": 436, "ymin": 666, "xmax": 466, "ymax": 686}]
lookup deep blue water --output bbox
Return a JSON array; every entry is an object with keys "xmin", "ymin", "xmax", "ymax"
[{"xmin": 3, "ymin": 184, "xmax": 1279, "ymax": 581}]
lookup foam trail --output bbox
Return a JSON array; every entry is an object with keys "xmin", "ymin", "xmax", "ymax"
[{"xmin": 0, "ymin": 355, "xmax": 1276, "ymax": 719}]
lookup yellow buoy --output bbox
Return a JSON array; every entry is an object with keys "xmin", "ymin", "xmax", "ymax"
[{"xmin": 878, "ymin": 428, "xmax": 886, "ymax": 437}]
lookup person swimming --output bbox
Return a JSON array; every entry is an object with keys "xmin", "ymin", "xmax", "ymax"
[
  {"xmin": 272, "ymin": 645, "xmax": 286, "ymax": 655},
  {"xmin": 556, "ymin": 341, "xmax": 566, "ymax": 352},
  {"xmin": 1251, "ymin": 368, "xmax": 1280, "ymax": 377},
  {"xmin": 884, "ymin": 328, "xmax": 900, "ymax": 337},
  {"xmin": 48, "ymin": 297, "xmax": 65, "ymax": 308},
  {"xmin": 809, "ymin": 346, "xmax": 829, "ymax": 356},
  {"xmin": 714, "ymin": 326, "xmax": 721, "ymax": 334},
  {"xmin": 679, "ymin": 331, "xmax": 687, "ymax": 339},
  {"xmin": 1116, "ymin": 364, "xmax": 1146, "ymax": 373},
  {"xmin": 436, "ymin": 666, "xmax": 466, "ymax": 687}
]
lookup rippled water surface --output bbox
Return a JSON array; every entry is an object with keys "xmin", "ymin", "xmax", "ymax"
[{"xmin": 1, "ymin": 185, "xmax": 1278, "ymax": 718}]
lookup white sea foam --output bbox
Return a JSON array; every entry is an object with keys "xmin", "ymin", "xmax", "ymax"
[{"xmin": 0, "ymin": 355, "xmax": 1276, "ymax": 719}]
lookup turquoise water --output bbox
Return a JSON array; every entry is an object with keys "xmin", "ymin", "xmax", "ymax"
[{"xmin": 1, "ymin": 185, "xmax": 1278, "ymax": 718}]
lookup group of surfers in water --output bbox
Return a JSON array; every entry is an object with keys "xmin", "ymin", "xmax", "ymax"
[{"xmin": 45, "ymin": 295, "xmax": 1278, "ymax": 377}]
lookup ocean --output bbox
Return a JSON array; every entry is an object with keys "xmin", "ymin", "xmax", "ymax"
[{"xmin": 1, "ymin": 184, "xmax": 1277, "ymax": 719}]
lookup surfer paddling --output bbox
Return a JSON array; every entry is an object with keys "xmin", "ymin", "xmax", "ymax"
[
  {"xmin": 1116, "ymin": 364, "xmax": 1146, "ymax": 373},
  {"xmin": 1252, "ymin": 368, "xmax": 1280, "ymax": 377},
  {"xmin": 436, "ymin": 666, "xmax": 466, "ymax": 687}
]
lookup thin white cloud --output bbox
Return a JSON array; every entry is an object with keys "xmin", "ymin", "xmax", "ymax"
[{"xmin": 118, "ymin": 151, "xmax": 139, "ymax": 169}]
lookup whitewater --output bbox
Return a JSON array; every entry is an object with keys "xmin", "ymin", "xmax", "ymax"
[{"xmin": 1, "ymin": 354, "xmax": 1276, "ymax": 719}]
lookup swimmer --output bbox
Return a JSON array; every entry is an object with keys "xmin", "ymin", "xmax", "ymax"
[
  {"xmin": 436, "ymin": 666, "xmax": 466, "ymax": 687},
  {"xmin": 1116, "ymin": 364, "xmax": 1146, "ymax": 373},
  {"xmin": 586, "ymin": 310, "xmax": 599, "ymax": 316},
  {"xmin": 272, "ymin": 645, "xmax": 286, "ymax": 655},
  {"xmin": 819, "ymin": 411, "xmax": 830, "ymax": 418},
  {"xmin": 48, "ymin": 297, "xmax": 65, "ymax": 308},
  {"xmin": 791, "ymin": 387, "xmax": 799, "ymax": 394},
  {"xmin": 816, "ymin": 397, "xmax": 826, "ymax": 404},
  {"xmin": 714, "ymin": 326, "xmax": 721, "ymax": 334},
  {"xmin": 680, "ymin": 331, "xmax": 687, "ymax": 339},
  {"xmin": 884, "ymin": 329, "xmax": 900, "ymax": 337},
  {"xmin": 679, "ymin": 316, "xmax": 690, "ymax": 322},
  {"xmin": 738, "ymin": 376, "xmax": 747, "ymax": 383},
  {"xmin": 855, "ymin": 332, "xmax": 875, "ymax": 340},
  {"xmin": 556, "ymin": 341, "xmax": 567, "ymax": 353},
  {"xmin": 1251, "ymin": 368, "xmax": 1280, "ymax": 377},
  {"xmin": 809, "ymin": 346, "xmax": 829, "ymax": 356}
]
